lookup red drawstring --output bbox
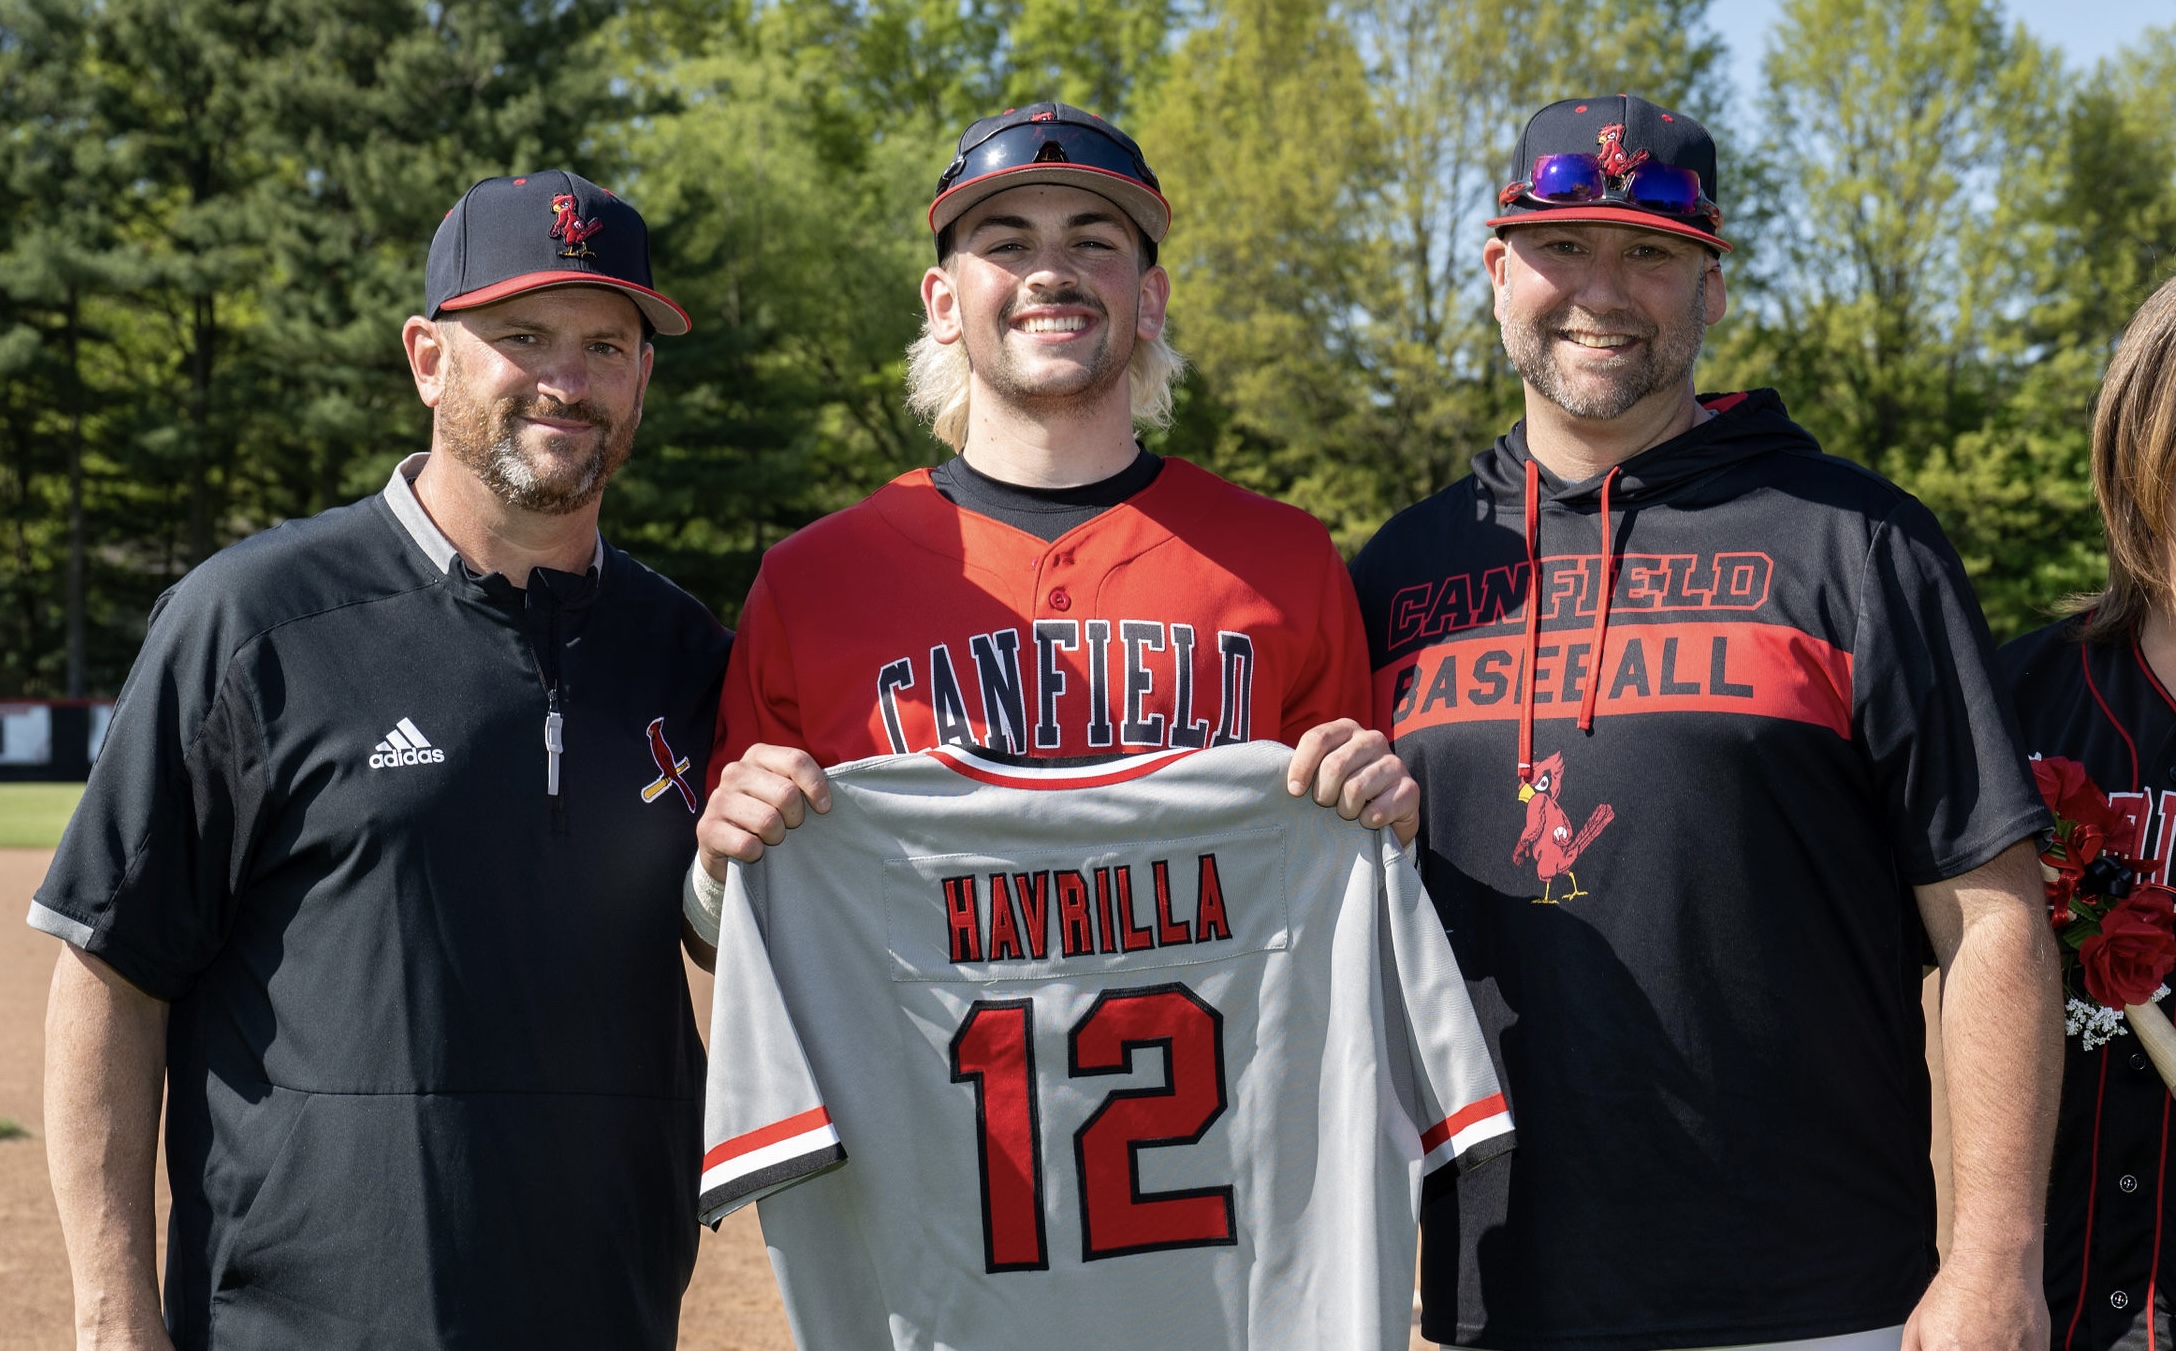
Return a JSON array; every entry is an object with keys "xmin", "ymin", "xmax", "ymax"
[
  {"xmin": 1578, "ymin": 467, "xmax": 1620, "ymax": 732},
  {"xmin": 1520, "ymin": 458, "xmax": 1620, "ymax": 779},
  {"xmin": 1518, "ymin": 457, "xmax": 1541, "ymax": 784}
]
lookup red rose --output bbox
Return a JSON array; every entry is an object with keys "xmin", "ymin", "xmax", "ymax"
[
  {"xmin": 2035, "ymin": 757, "xmax": 2135, "ymax": 852},
  {"xmin": 2035, "ymin": 757, "xmax": 2093, "ymax": 816},
  {"xmin": 2080, "ymin": 887, "xmax": 2176, "ymax": 1008}
]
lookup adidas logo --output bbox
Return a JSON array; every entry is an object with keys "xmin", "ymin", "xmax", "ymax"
[{"xmin": 369, "ymin": 718, "xmax": 447, "ymax": 769}]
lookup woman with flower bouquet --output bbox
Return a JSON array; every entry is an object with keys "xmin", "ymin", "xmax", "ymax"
[{"xmin": 2002, "ymin": 274, "xmax": 2176, "ymax": 1349}]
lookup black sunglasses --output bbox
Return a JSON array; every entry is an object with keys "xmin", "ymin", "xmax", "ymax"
[{"xmin": 938, "ymin": 120, "xmax": 1160, "ymax": 197}]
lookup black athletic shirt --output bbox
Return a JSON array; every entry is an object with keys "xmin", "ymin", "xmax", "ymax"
[
  {"xmin": 1349, "ymin": 390, "xmax": 2047, "ymax": 1350},
  {"xmin": 930, "ymin": 448, "xmax": 1162, "ymax": 541},
  {"xmin": 2002, "ymin": 619, "xmax": 2176, "ymax": 1350},
  {"xmin": 30, "ymin": 455, "xmax": 731, "ymax": 1350}
]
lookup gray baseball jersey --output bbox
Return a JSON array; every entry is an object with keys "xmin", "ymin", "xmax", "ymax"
[{"xmin": 695, "ymin": 740, "xmax": 1512, "ymax": 1351}]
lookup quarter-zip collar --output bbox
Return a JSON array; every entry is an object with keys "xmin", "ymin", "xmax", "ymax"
[
  {"xmin": 380, "ymin": 451, "xmax": 606, "ymax": 583},
  {"xmin": 1481, "ymin": 390, "xmax": 1821, "ymax": 782},
  {"xmin": 382, "ymin": 452, "xmax": 607, "ymax": 829}
]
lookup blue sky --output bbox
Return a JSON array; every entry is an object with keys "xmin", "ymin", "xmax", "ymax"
[{"xmin": 1709, "ymin": 0, "xmax": 2174, "ymax": 107}]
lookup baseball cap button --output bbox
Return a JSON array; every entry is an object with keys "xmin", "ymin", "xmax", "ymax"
[{"xmin": 1049, "ymin": 588, "xmax": 1072, "ymax": 611}]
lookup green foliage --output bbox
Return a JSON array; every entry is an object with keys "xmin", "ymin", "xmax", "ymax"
[
  {"xmin": 0, "ymin": 0, "xmax": 636, "ymax": 694},
  {"xmin": 1138, "ymin": 0, "xmax": 1731, "ymax": 551},
  {"xmin": 1711, "ymin": 1, "xmax": 2176, "ymax": 638},
  {"xmin": 2, "ymin": 0, "xmax": 2170, "ymax": 674}
]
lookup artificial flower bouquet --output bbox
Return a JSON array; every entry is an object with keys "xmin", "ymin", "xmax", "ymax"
[{"xmin": 2036, "ymin": 756, "xmax": 2176, "ymax": 1091}]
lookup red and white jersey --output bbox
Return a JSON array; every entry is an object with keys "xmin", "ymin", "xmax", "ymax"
[
  {"xmin": 711, "ymin": 460, "xmax": 1374, "ymax": 773},
  {"xmin": 696, "ymin": 740, "xmax": 1512, "ymax": 1351}
]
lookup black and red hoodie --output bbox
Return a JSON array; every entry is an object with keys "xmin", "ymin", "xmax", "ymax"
[{"xmin": 1350, "ymin": 390, "xmax": 2047, "ymax": 1350}]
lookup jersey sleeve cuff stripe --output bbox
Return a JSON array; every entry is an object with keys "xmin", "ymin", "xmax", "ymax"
[
  {"xmin": 1419, "ymin": 1093, "xmax": 1513, "ymax": 1172},
  {"xmin": 26, "ymin": 898, "xmax": 96, "ymax": 948},
  {"xmin": 704, "ymin": 1107, "xmax": 838, "ymax": 1173},
  {"xmin": 698, "ymin": 1142, "xmax": 847, "ymax": 1225}
]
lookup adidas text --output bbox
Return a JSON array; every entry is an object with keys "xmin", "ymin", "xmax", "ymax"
[
  {"xmin": 370, "ymin": 717, "xmax": 444, "ymax": 769},
  {"xmin": 370, "ymin": 747, "xmax": 446, "ymax": 769}
]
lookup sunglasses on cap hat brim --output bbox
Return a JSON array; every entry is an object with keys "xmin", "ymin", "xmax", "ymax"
[
  {"xmin": 928, "ymin": 120, "xmax": 1171, "ymax": 250},
  {"xmin": 1490, "ymin": 154, "xmax": 1729, "ymax": 251}
]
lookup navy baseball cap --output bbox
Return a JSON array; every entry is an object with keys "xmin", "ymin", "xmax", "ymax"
[
  {"xmin": 425, "ymin": 170, "xmax": 692, "ymax": 335},
  {"xmin": 929, "ymin": 103, "xmax": 1170, "ymax": 258},
  {"xmin": 1488, "ymin": 95, "xmax": 1729, "ymax": 252}
]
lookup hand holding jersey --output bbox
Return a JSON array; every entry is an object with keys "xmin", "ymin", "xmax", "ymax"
[
  {"xmin": 691, "ymin": 741, "xmax": 1509, "ymax": 1351},
  {"xmin": 697, "ymin": 720, "xmax": 1418, "ymax": 881}
]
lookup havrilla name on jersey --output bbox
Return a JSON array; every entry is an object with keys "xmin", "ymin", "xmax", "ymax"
[
  {"xmin": 875, "ymin": 621, "xmax": 1259, "ymax": 755},
  {"xmin": 942, "ymin": 853, "xmax": 1235, "ymax": 965}
]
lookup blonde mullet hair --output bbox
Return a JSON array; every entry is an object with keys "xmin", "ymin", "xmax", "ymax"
[
  {"xmin": 904, "ymin": 313, "xmax": 1188, "ymax": 452},
  {"xmin": 2079, "ymin": 275, "xmax": 2176, "ymax": 643}
]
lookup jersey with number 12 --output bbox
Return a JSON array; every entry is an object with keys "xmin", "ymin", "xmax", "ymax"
[{"xmin": 696, "ymin": 740, "xmax": 1513, "ymax": 1351}]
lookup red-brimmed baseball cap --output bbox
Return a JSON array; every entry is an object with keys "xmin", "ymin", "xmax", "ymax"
[
  {"xmin": 426, "ymin": 171, "xmax": 692, "ymax": 335},
  {"xmin": 928, "ymin": 104, "xmax": 1170, "ymax": 257},
  {"xmin": 1487, "ymin": 95, "xmax": 1729, "ymax": 252}
]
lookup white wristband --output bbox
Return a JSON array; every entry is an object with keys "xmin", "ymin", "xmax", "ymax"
[{"xmin": 684, "ymin": 856, "xmax": 726, "ymax": 947}]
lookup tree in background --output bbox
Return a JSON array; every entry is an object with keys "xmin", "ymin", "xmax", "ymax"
[
  {"xmin": 4, "ymin": 0, "xmax": 2172, "ymax": 689},
  {"xmin": 1720, "ymin": 0, "xmax": 2174, "ymax": 636},
  {"xmin": 1140, "ymin": 0, "xmax": 1729, "ymax": 551},
  {"xmin": 0, "ymin": 0, "xmax": 634, "ymax": 695},
  {"xmin": 604, "ymin": 0, "xmax": 1179, "ymax": 621}
]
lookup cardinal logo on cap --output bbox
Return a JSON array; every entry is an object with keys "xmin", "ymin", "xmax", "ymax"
[
  {"xmin": 1595, "ymin": 124, "xmax": 1649, "ymax": 181},
  {"xmin": 549, "ymin": 193, "xmax": 604, "ymax": 260}
]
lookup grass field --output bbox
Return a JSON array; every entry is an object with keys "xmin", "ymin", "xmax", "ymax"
[{"xmin": 0, "ymin": 783, "xmax": 83, "ymax": 849}]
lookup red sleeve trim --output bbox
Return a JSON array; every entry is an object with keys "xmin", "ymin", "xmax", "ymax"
[
  {"xmin": 704, "ymin": 1105, "xmax": 834, "ymax": 1170},
  {"xmin": 1420, "ymin": 1092, "xmax": 1509, "ymax": 1154}
]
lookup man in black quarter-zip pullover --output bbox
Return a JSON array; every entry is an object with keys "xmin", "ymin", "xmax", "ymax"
[
  {"xmin": 1349, "ymin": 96, "xmax": 2061, "ymax": 1351},
  {"xmin": 32, "ymin": 172, "xmax": 729, "ymax": 1351}
]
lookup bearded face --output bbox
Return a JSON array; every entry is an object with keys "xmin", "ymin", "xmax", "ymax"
[
  {"xmin": 434, "ymin": 335, "xmax": 640, "ymax": 517},
  {"xmin": 1501, "ymin": 270, "xmax": 1709, "ymax": 423}
]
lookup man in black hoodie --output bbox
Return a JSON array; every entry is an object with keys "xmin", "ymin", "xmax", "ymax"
[{"xmin": 1350, "ymin": 95, "xmax": 2060, "ymax": 1351}]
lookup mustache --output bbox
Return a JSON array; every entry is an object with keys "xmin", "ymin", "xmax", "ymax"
[
  {"xmin": 1545, "ymin": 307, "xmax": 1658, "ymax": 341},
  {"xmin": 1002, "ymin": 288, "xmax": 1107, "ymax": 324},
  {"xmin": 496, "ymin": 394, "xmax": 611, "ymax": 429}
]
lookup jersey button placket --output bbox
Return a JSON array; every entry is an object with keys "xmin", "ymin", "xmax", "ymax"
[{"xmin": 1042, "ymin": 546, "xmax": 1073, "ymax": 614}]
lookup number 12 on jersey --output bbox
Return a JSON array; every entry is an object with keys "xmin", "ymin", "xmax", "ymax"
[{"xmin": 948, "ymin": 982, "xmax": 1237, "ymax": 1272}]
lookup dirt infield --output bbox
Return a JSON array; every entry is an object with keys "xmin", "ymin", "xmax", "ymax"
[{"xmin": 0, "ymin": 847, "xmax": 1942, "ymax": 1349}]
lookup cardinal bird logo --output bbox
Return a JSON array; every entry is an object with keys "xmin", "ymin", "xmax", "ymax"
[
  {"xmin": 1594, "ymin": 124, "xmax": 1648, "ymax": 182},
  {"xmin": 548, "ymin": 193, "xmax": 604, "ymax": 260},
  {"xmin": 1513, "ymin": 751, "xmax": 1615, "ymax": 904},
  {"xmin": 641, "ymin": 717, "xmax": 698, "ymax": 812}
]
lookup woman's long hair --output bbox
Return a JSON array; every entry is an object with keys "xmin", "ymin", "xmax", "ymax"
[{"xmin": 2079, "ymin": 275, "xmax": 2176, "ymax": 643}]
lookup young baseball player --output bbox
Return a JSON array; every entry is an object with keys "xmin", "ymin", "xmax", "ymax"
[{"xmin": 694, "ymin": 103, "xmax": 1415, "ymax": 874}]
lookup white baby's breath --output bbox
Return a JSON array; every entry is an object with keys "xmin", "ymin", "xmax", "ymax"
[{"xmin": 2063, "ymin": 985, "xmax": 2174, "ymax": 1050}]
